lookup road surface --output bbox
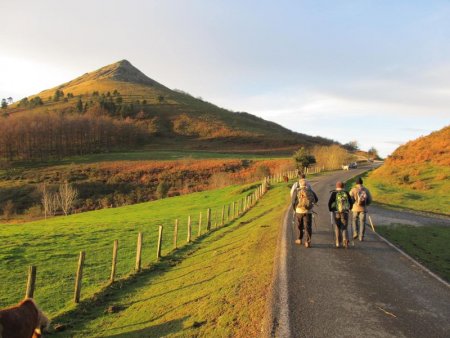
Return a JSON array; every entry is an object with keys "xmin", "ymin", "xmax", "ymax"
[{"xmin": 269, "ymin": 167, "xmax": 450, "ymax": 338}]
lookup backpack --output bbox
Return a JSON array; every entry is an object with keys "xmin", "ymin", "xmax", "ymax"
[
  {"xmin": 356, "ymin": 188, "xmax": 367, "ymax": 206},
  {"xmin": 297, "ymin": 187, "xmax": 315, "ymax": 210},
  {"xmin": 335, "ymin": 191, "xmax": 350, "ymax": 212}
]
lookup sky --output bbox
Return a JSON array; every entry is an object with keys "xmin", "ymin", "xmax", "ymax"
[{"xmin": 1, "ymin": 0, "xmax": 449, "ymax": 157}]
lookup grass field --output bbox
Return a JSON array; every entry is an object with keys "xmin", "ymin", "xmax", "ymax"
[
  {"xmin": 6, "ymin": 149, "xmax": 288, "ymax": 168},
  {"xmin": 377, "ymin": 225, "xmax": 450, "ymax": 282},
  {"xmin": 49, "ymin": 181, "xmax": 290, "ymax": 337},
  {"xmin": 365, "ymin": 164, "xmax": 450, "ymax": 215},
  {"xmin": 0, "ymin": 181, "xmax": 268, "ymax": 317}
]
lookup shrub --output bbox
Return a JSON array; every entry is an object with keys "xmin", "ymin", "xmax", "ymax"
[{"xmin": 156, "ymin": 181, "xmax": 171, "ymax": 199}]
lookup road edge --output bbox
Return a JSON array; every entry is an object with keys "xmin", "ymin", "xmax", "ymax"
[
  {"xmin": 262, "ymin": 204, "xmax": 292, "ymax": 338},
  {"xmin": 372, "ymin": 230, "xmax": 450, "ymax": 288}
]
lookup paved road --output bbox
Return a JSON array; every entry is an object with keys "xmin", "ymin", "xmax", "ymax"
[{"xmin": 270, "ymin": 168, "xmax": 450, "ymax": 338}]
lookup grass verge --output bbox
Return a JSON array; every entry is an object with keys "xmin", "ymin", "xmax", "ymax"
[
  {"xmin": 0, "ymin": 182, "xmax": 265, "ymax": 316},
  {"xmin": 377, "ymin": 224, "xmax": 450, "ymax": 282},
  {"xmin": 365, "ymin": 164, "xmax": 450, "ymax": 215},
  {"xmin": 50, "ymin": 182, "xmax": 290, "ymax": 337}
]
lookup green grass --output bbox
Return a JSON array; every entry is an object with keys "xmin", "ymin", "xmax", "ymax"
[
  {"xmin": 366, "ymin": 164, "xmax": 450, "ymax": 215},
  {"xmin": 0, "ymin": 182, "xmax": 266, "ymax": 316},
  {"xmin": 49, "ymin": 182, "xmax": 290, "ymax": 337},
  {"xmin": 377, "ymin": 224, "xmax": 450, "ymax": 282},
  {"xmin": 26, "ymin": 149, "xmax": 286, "ymax": 166}
]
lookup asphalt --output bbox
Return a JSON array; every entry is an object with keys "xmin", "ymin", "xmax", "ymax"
[{"xmin": 270, "ymin": 167, "xmax": 450, "ymax": 338}]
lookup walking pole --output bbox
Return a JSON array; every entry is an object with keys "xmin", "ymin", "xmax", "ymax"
[
  {"xmin": 368, "ymin": 214, "xmax": 376, "ymax": 232},
  {"xmin": 312, "ymin": 211, "xmax": 319, "ymax": 231},
  {"xmin": 330, "ymin": 212, "xmax": 336, "ymax": 246}
]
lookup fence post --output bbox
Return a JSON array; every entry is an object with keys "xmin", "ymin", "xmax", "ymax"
[
  {"xmin": 110, "ymin": 240, "xmax": 118, "ymax": 283},
  {"xmin": 174, "ymin": 219, "xmax": 178, "ymax": 249},
  {"xmin": 25, "ymin": 265, "xmax": 37, "ymax": 299},
  {"xmin": 74, "ymin": 251, "xmax": 85, "ymax": 303},
  {"xmin": 227, "ymin": 204, "xmax": 231, "ymax": 221},
  {"xmin": 157, "ymin": 225, "xmax": 163, "ymax": 260},
  {"xmin": 214, "ymin": 210, "xmax": 218, "ymax": 228},
  {"xmin": 198, "ymin": 212, "xmax": 202, "ymax": 236},
  {"xmin": 206, "ymin": 208, "xmax": 211, "ymax": 231},
  {"xmin": 135, "ymin": 232, "xmax": 143, "ymax": 272},
  {"xmin": 221, "ymin": 205, "xmax": 225, "ymax": 226},
  {"xmin": 187, "ymin": 215, "xmax": 192, "ymax": 242}
]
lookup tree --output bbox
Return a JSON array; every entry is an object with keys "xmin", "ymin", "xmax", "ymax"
[
  {"xmin": 2, "ymin": 200, "xmax": 15, "ymax": 220},
  {"xmin": 57, "ymin": 182, "xmax": 78, "ymax": 216},
  {"xmin": 156, "ymin": 180, "xmax": 170, "ymax": 199},
  {"xmin": 76, "ymin": 98, "xmax": 83, "ymax": 112},
  {"xmin": 293, "ymin": 147, "xmax": 316, "ymax": 170},
  {"xmin": 7, "ymin": 97, "xmax": 13, "ymax": 104},
  {"xmin": 367, "ymin": 147, "xmax": 379, "ymax": 160},
  {"xmin": 344, "ymin": 140, "xmax": 359, "ymax": 152},
  {"xmin": 40, "ymin": 183, "xmax": 58, "ymax": 219},
  {"xmin": 1, "ymin": 99, "xmax": 7, "ymax": 109}
]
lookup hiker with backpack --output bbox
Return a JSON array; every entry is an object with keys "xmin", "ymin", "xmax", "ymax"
[
  {"xmin": 349, "ymin": 177, "xmax": 372, "ymax": 241},
  {"xmin": 328, "ymin": 181, "xmax": 354, "ymax": 248},
  {"xmin": 290, "ymin": 175, "xmax": 318, "ymax": 248}
]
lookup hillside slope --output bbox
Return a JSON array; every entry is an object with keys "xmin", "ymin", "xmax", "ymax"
[
  {"xmin": 4, "ymin": 60, "xmax": 332, "ymax": 152},
  {"xmin": 366, "ymin": 126, "xmax": 450, "ymax": 214}
]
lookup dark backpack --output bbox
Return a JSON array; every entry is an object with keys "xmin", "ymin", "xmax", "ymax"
[
  {"xmin": 297, "ymin": 187, "xmax": 315, "ymax": 210},
  {"xmin": 356, "ymin": 188, "xmax": 367, "ymax": 206},
  {"xmin": 336, "ymin": 191, "xmax": 350, "ymax": 212}
]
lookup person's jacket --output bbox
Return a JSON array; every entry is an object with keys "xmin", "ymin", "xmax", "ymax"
[
  {"xmin": 349, "ymin": 184, "xmax": 372, "ymax": 212},
  {"xmin": 328, "ymin": 189, "xmax": 353, "ymax": 212}
]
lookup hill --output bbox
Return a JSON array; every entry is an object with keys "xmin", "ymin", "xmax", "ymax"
[
  {"xmin": 1, "ymin": 60, "xmax": 333, "ymax": 161},
  {"xmin": 366, "ymin": 126, "xmax": 450, "ymax": 214}
]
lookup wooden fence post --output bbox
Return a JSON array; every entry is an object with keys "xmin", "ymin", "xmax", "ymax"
[
  {"xmin": 214, "ymin": 209, "xmax": 218, "ymax": 228},
  {"xmin": 221, "ymin": 205, "xmax": 225, "ymax": 226},
  {"xmin": 206, "ymin": 208, "xmax": 211, "ymax": 231},
  {"xmin": 25, "ymin": 266, "xmax": 36, "ymax": 299},
  {"xmin": 135, "ymin": 232, "xmax": 143, "ymax": 272},
  {"xmin": 198, "ymin": 212, "xmax": 202, "ymax": 236},
  {"xmin": 187, "ymin": 215, "xmax": 192, "ymax": 242},
  {"xmin": 174, "ymin": 219, "xmax": 178, "ymax": 249},
  {"xmin": 110, "ymin": 240, "xmax": 118, "ymax": 283},
  {"xmin": 157, "ymin": 225, "xmax": 163, "ymax": 260},
  {"xmin": 74, "ymin": 251, "xmax": 85, "ymax": 303},
  {"xmin": 227, "ymin": 204, "xmax": 231, "ymax": 221}
]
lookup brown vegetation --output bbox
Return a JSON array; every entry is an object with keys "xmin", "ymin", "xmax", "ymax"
[{"xmin": 0, "ymin": 113, "xmax": 147, "ymax": 161}]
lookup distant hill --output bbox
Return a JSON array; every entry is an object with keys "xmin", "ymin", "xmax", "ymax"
[
  {"xmin": 3, "ymin": 60, "xmax": 333, "ymax": 154},
  {"xmin": 383, "ymin": 126, "xmax": 450, "ymax": 167},
  {"xmin": 366, "ymin": 126, "xmax": 449, "ymax": 214}
]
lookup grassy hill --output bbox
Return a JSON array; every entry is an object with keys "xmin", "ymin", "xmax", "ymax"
[
  {"xmin": 4, "ymin": 60, "xmax": 332, "ymax": 151},
  {"xmin": 0, "ymin": 178, "xmax": 291, "ymax": 336},
  {"xmin": 366, "ymin": 126, "xmax": 450, "ymax": 214}
]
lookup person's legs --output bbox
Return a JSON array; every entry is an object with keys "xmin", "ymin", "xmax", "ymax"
[
  {"xmin": 359, "ymin": 212, "xmax": 367, "ymax": 241},
  {"xmin": 296, "ymin": 213, "xmax": 305, "ymax": 241},
  {"xmin": 305, "ymin": 214, "xmax": 312, "ymax": 247},
  {"xmin": 334, "ymin": 212, "xmax": 342, "ymax": 247},
  {"xmin": 352, "ymin": 211, "xmax": 359, "ymax": 239},
  {"xmin": 341, "ymin": 212, "xmax": 349, "ymax": 247}
]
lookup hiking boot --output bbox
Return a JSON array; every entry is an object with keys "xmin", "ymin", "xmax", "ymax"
[
  {"xmin": 343, "ymin": 240, "xmax": 349, "ymax": 248},
  {"xmin": 295, "ymin": 239, "xmax": 302, "ymax": 245},
  {"xmin": 359, "ymin": 237, "xmax": 364, "ymax": 242},
  {"xmin": 305, "ymin": 242, "xmax": 311, "ymax": 248},
  {"xmin": 335, "ymin": 242, "xmax": 340, "ymax": 248},
  {"xmin": 353, "ymin": 233, "xmax": 358, "ymax": 240}
]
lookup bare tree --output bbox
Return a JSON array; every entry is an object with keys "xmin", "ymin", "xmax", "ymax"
[
  {"xmin": 40, "ymin": 184, "xmax": 51, "ymax": 219},
  {"xmin": 57, "ymin": 182, "xmax": 78, "ymax": 216}
]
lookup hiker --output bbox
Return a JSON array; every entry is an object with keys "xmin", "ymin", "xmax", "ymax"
[
  {"xmin": 328, "ymin": 181, "xmax": 353, "ymax": 248},
  {"xmin": 290, "ymin": 173, "xmax": 312, "ymax": 196},
  {"xmin": 349, "ymin": 177, "xmax": 372, "ymax": 241},
  {"xmin": 291, "ymin": 175, "xmax": 318, "ymax": 248}
]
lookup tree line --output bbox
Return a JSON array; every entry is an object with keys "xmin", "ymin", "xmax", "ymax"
[{"xmin": 0, "ymin": 113, "xmax": 148, "ymax": 161}]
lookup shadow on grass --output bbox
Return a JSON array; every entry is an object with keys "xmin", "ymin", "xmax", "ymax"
[
  {"xmin": 103, "ymin": 316, "xmax": 189, "ymax": 338},
  {"xmin": 49, "ymin": 206, "xmax": 267, "ymax": 334}
]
